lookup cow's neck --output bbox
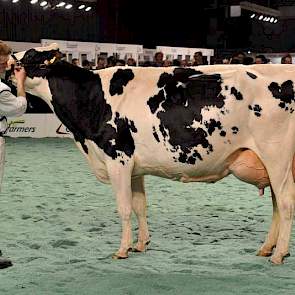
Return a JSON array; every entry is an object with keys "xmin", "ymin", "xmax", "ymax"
[{"xmin": 45, "ymin": 62, "xmax": 109, "ymax": 152}]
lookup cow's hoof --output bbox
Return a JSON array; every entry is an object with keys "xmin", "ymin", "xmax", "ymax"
[
  {"xmin": 269, "ymin": 253, "xmax": 289, "ymax": 265},
  {"xmin": 257, "ymin": 249, "xmax": 273, "ymax": 257},
  {"xmin": 132, "ymin": 240, "xmax": 150, "ymax": 253},
  {"xmin": 112, "ymin": 253, "xmax": 128, "ymax": 259},
  {"xmin": 112, "ymin": 248, "xmax": 132, "ymax": 259},
  {"xmin": 269, "ymin": 256, "xmax": 283, "ymax": 265},
  {"xmin": 0, "ymin": 257, "xmax": 12, "ymax": 269}
]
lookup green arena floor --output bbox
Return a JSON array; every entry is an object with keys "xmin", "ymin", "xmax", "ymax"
[{"xmin": 0, "ymin": 138, "xmax": 295, "ymax": 295}]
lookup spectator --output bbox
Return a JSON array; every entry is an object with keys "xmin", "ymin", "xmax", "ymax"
[
  {"xmin": 172, "ymin": 59, "xmax": 181, "ymax": 66},
  {"xmin": 163, "ymin": 59, "xmax": 172, "ymax": 67},
  {"xmin": 222, "ymin": 57, "xmax": 230, "ymax": 64},
  {"xmin": 231, "ymin": 51, "xmax": 245, "ymax": 64},
  {"xmin": 153, "ymin": 52, "xmax": 164, "ymax": 67},
  {"xmin": 230, "ymin": 58, "xmax": 241, "ymax": 64},
  {"xmin": 82, "ymin": 59, "xmax": 92, "ymax": 70},
  {"xmin": 96, "ymin": 56, "xmax": 106, "ymax": 69},
  {"xmin": 116, "ymin": 59, "xmax": 126, "ymax": 66},
  {"xmin": 56, "ymin": 51, "xmax": 66, "ymax": 61},
  {"xmin": 243, "ymin": 56, "xmax": 254, "ymax": 65},
  {"xmin": 281, "ymin": 54, "xmax": 293, "ymax": 64},
  {"xmin": 180, "ymin": 60, "xmax": 189, "ymax": 67},
  {"xmin": 107, "ymin": 56, "xmax": 116, "ymax": 67},
  {"xmin": 192, "ymin": 51, "xmax": 203, "ymax": 66},
  {"xmin": 142, "ymin": 61, "xmax": 152, "ymax": 67},
  {"xmin": 72, "ymin": 58, "xmax": 79, "ymax": 66},
  {"xmin": 126, "ymin": 58, "xmax": 136, "ymax": 66},
  {"xmin": 255, "ymin": 55, "xmax": 268, "ymax": 64}
]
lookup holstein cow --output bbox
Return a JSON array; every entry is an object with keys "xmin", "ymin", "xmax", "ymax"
[{"xmin": 9, "ymin": 44, "xmax": 295, "ymax": 264}]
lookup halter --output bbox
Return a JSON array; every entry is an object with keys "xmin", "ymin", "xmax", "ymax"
[{"xmin": 10, "ymin": 54, "xmax": 57, "ymax": 70}]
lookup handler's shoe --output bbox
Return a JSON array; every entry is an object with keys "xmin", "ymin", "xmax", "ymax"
[{"xmin": 0, "ymin": 256, "xmax": 12, "ymax": 269}]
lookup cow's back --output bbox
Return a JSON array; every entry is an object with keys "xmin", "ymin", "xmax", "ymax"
[{"xmin": 86, "ymin": 65, "xmax": 295, "ymax": 181}]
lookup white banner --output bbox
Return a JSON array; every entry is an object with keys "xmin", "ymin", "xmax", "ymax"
[{"xmin": 5, "ymin": 114, "xmax": 73, "ymax": 138}]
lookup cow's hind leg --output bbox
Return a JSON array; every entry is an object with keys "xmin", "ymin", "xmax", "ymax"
[
  {"xmin": 107, "ymin": 160, "xmax": 134, "ymax": 259},
  {"xmin": 266, "ymin": 166, "xmax": 295, "ymax": 264},
  {"xmin": 131, "ymin": 176, "xmax": 150, "ymax": 252},
  {"xmin": 257, "ymin": 187, "xmax": 279, "ymax": 257}
]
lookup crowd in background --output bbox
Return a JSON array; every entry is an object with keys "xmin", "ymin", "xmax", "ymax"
[
  {"xmin": 71, "ymin": 50, "xmax": 294, "ymax": 70},
  {"xmin": 216, "ymin": 52, "xmax": 293, "ymax": 65}
]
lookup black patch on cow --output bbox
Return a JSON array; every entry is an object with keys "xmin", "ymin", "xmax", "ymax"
[
  {"xmin": 248, "ymin": 104, "xmax": 262, "ymax": 117},
  {"xmin": 148, "ymin": 68, "xmax": 227, "ymax": 165},
  {"xmin": 268, "ymin": 80, "xmax": 295, "ymax": 112},
  {"xmin": 231, "ymin": 126, "xmax": 239, "ymax": 134},
  {"xmin": 246, "ymin": 72, "xmax": 257, "ymax": 79},
  {"xmin": 20, "ymin": 52, "xmax": 138, "ymax": 160},
  {"xmin": 220, "ymin": 130, "xmax": 226, "ymax": 137},
  {"xmin": 231, "ymin": 87, "xmax": 243, "ymax": 100},
  {"xmin": 204, "ymin": 119, "xmax": 222, "ymax": 135},
  {"xmin": 152, "ymin": 126, "xmax": 160, "ymax": 142},
  {"xmin": 148, "ymin": 89, "xmax": 165, "ymax": 114},
  {"xmin": 225, "ymin": 85, "xmax": 228, "ymax": 91},
  {"xmin": 109, "ymin": 69, "xmax": 135, "ymax": 96}
]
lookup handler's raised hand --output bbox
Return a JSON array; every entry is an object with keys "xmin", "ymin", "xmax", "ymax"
[{"xmin": 14, "ymin": 66, "xmax": 26, "ymax": 82}]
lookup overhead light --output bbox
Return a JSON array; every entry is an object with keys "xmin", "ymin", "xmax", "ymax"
[
  {"xmin": 240, "ymin": 1, "xmax": 280, "ymax": 17},
  {"xmin": 85, "ymin": 6, "xmax": 92, "ymax": 11},
  {"xmin": 65, "ymin": 3, "xmax": 72, "ymax": 9},
  {"xmin": 56, "ymin": 1, "xmax": 65, "ymax": 7},
  {"xmin": 30, "ymin": 0, "xmax": 38, "ymax": 3},
  {"xmin": 78, "ymin": 4, "xmax": 85, "ymax": 9},
  {"xmin": 40, "ymin": 1, "xmax": 47, "ymax": 6},
  {"xmin": 241, "ymin": 1, "xmax": 280, "ymax": 24},
  {"xmin": 12, "ymin": 0, "xmax": 19, "ymax": 3}
]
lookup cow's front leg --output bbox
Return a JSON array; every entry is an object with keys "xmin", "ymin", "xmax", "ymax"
[
  {"xmin": 131, "ymin": 176, "xmax": 150, "ymax": 252},
  {"xmin": 257, "ymin": 188, "xmax": 279, "ymax": 257},
  {"xmin": 107, "ymin": 160, "xmax": 134, "ymax": 259}
]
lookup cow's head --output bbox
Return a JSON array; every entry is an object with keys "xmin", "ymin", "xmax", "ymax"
[{"xmin": 8, "ymin": 43, "xmax": 60, "ymax": 107}]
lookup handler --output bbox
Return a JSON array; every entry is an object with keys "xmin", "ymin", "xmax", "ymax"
[{"xmin": 0, "ymin": 41, "xmax": 27, "ymax": 269}]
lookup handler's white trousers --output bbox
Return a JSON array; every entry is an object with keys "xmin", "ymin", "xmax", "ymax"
[{"xmin": 0, "ymin": 137, "xmax": 5, "ymax": 192}]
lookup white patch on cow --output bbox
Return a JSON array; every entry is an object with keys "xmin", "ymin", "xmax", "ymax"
[
  {"xmin": 104, "ymin": 113, "xmax": 118, "ymax": 131},
  {"xmin": 176, "ymin": 82, "xmax": 186, "ymax": 88},
  {"xmin": 188, "ymin": 74, "xmax": 204, "ymax": 79},
  {"xmin": 110, "ymin": 139, "xmax": 116, "ymax": 146},
  {"xmin": 35, "ymin": 43, "xmax": 59, "ymax": 53},
  {"xmin": 201, "ymin": 105, "xmax": 225, "ymax": 122},
  {"xmin": 191, "ymin": 119, "xmax": 203, "ymax": 130},
  {"xmin": 27, "ymin": 78, "xmax": 54, "ymax": 109},
  {"xmin": 11, "ymin": 51, "xmax": 25, "ymax": 62},
  {"xmin": 163, "ymin": 88, "xmax": 167, "ymax": 100}
]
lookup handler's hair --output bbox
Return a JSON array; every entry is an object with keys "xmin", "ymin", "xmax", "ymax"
[{"xmin": 0, "ymin": 41, "xmax": 11, "ymax": 56}]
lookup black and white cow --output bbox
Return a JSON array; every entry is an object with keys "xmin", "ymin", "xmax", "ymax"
[{"xmin": 9, "ymin": 44, "xmax": 295, "ymax": 264}]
